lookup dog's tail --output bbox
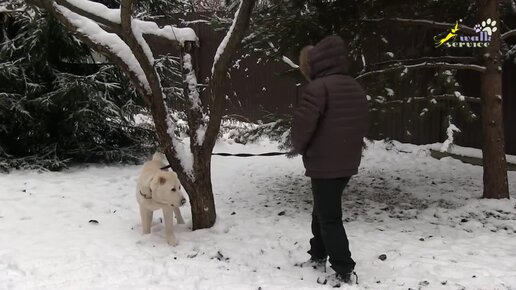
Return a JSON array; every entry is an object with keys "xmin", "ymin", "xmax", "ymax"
[{"xmin": 152, "ymin": 152, "xmax": 164, "ymax": 162}]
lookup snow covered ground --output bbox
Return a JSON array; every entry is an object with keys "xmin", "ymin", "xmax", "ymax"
[{"xmin": 1, "ymin": 139, "xmax": 515, "ymax": 290}]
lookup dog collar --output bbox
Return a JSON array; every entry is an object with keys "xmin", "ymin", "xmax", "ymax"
[{"xmin": 139, "ymin": 190, "xmax": 152, "ymax": 200}]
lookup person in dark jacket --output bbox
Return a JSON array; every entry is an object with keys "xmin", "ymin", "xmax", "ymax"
[{"xmin": 292, "ymin": 35, "xmax": 369, "ymax": 286}]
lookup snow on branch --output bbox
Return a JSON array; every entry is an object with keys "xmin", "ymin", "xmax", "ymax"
[
  {"xmin": 441, "ymin": 117, "xmax": 461, "ymax": 152},
  {"xmin": 66, "ymin": 0, "xmax": 121, "ymax": 23},
  {"xmin": 54, "ymin": 3, "xmax": 151, "ymax": 93},
  {"xmin": 360, "ymin": 54, "xmax": 367, "ymax": 74},
  {"xmin": 42, "ymin": 0, "xmax": 198, "ymax": 45},
  {"xmin": 132, "ymin": 20, "xmax": 198, "ymax": 46},
  {"xmin": 165, "ymin": 113, "xmax": 195, "ymax": 179},
  {"xmin": 356, "ymin": 62, "xmax": 486, "ymax": 80},
  {"xmin": 380, "ymin": 94, "xmax": 480, "ymax": 105},
  {"xmin": 404, "ymin": 62, "xmax": 486, "ymax": 71},
  {"xmin": 183, "ymin": 53, "xmax": 202, "ymax": 110},
  {"xmin": 204, "ymin": 0, "xmax": 254, "ymax": 150},
  {"xmin": 182, "ymin": 52, "xmax": 206, "ymax": 146},
  {"xmin": 281, "ymin": 56, "xmax": 299, "ymax": 69},
  {"xmin": 363, "ymin": 17, "xmax": 476, "ymax": 35},
  {"xmin": 211, "ymin": 0, "xmax": 243, "ymax": 75},
  {"xmin": 0, "ymin": 6, "xmax": 26, "ymax": 13},
  {"xmin": 182, "ymin": 19, "xmax": 211, "ymax": 25},
  {"xmin": 51, "ymin": 0, "xmax": 121, "ymax": 33}
]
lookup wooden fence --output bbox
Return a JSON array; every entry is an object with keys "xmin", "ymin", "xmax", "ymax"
[{"xmin": 149, "ymin": 15, "xmax": 516, "ymax": 155}]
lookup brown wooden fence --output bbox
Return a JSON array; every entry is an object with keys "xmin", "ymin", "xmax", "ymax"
[{"xmin": 150, "ymin": 16, "xmax": 516, "ymax": 155}]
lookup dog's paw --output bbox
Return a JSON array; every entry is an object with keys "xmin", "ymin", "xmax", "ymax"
[{"xmin": 167, "ymin": 238, "xmax": 179, "ymax": 246}]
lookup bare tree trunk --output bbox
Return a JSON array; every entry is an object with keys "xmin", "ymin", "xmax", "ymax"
[
  {"xmin": 184, "ymin": 0, "xmax": 255, "ymax": 229},
  {"xmin": 168, "ymin": 0, "xmax": 256, "ymax": 228},
  {"xmin": 189, "ymin": 152, "xmax": 216, "ymax": 229},
  {"xmin": 477, "ymin": 0, "xmax": 510, "ymax": 198},
  {"xmin": 178, "ymin": 44, "xmax": 217, "ymax": 230}
]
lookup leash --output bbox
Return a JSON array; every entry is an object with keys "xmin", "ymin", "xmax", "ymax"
[
  {"xmin": 212, "ymin": 152, "xmax": 287, "ymax": 157},
  {"xmin": 160, "ymin": 151, "xmax": 288, "ymax": 170}
]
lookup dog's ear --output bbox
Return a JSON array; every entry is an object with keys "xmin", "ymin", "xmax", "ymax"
[{"xmin": 158, "ymin": 176, "xmax": 166, "ymax": 185}]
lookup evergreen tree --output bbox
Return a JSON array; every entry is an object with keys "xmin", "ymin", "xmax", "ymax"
[
  {"xmin": 234, "ymin": 0, "xmax": 506, "ymax": 151},
  {"xmin": 0, "ymin": 6, "xmax": 155, "ymax": 171}
]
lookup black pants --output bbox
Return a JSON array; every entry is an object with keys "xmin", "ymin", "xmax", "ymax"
[{"xmin": 308, "ymin": 177, "xmax": 355, "ymax": 275}]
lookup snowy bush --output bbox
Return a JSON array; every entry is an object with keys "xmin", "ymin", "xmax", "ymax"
[
  {"xmin": 225, "ymin": 113, "xmax": 293, "ymax": 151},
  {"xmin": 440, "ymin": 116, "xmax": 461, "ymax": 153}
]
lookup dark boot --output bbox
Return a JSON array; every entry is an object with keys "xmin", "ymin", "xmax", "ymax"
[{"xmin": 317, "ymin": 271, "xmax": 359, "ymax": 287}]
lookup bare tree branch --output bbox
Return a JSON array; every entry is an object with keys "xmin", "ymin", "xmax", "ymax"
[
  {"xmin": 116, "ymin": 0, "xmax": 162, "ymax": 100},
  {"xmin": 374, "ymin": 94, "xmax": 480, "ymax": 107},
  {"xmin": 356, "ymin": 62, "xmax": 486, "ymax": 80},
  {"xmin": 432, "ymin": 94, "xmax": 481, "ymax": 103},
  {"xmin": 204, "ymin": 0, "xmax": 256, "ymax": 152},
  {"xmin": 502, "ymin": 29, "xmax": 516, "ymax": 40},
  {"xmin": 363, "ymin": 17, "xmax": 476, "ymax": 35},
  {"xmin": 120, "ymin": 0, "xmax": 132, "ymax": 31},
  {"xmin": 370, "ymin": 56, "xmax": 479, "ymax": 69},
  {"xmin": 403, "ymin": 61, "xmax": 486, "ymax": 71},
  {"xmin": 116, "ymin": 1, "xmax": 196, "ymax": 181}
]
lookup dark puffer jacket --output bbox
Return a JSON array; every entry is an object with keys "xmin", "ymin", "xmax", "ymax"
[{"xmin": 292, "ymin": 36, "xmax": 369, "ymax": 178}]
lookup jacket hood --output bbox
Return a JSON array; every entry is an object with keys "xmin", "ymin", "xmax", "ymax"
[{"xmin": 308, "ymin": 36, "xmax": 349, "ymax": 79}]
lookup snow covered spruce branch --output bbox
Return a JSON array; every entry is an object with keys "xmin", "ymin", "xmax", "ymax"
[
  {"xmin": 356, "ymin": 62, "xmax": 487, "ymax": 80},
  {"xmin": 0, "ymin": 3, "xmax": 27, "ymax": 14}
]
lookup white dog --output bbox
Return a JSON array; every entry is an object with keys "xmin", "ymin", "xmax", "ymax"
[{"xmin": 136, "ymin": 153, "xmax": 186, "ymax": 246}]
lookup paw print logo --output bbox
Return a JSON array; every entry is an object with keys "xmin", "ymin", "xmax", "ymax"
[{"xmin": 478, "ymin": 18, "xmax": 498, "ymax": 36}]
